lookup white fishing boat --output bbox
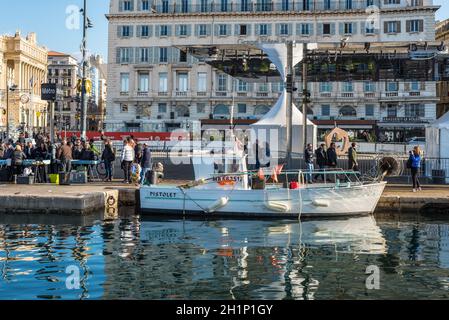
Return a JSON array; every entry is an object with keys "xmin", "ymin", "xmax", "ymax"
[
  {"xmin": 140, "ymin": 42, "xmax": 386, "ymax": 218},
  {"xmin": 140, "ymin": 153, "xmax": 386, "ymax": 219}
]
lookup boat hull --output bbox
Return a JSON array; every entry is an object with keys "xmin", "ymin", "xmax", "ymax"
[{"xmin": 140, "ymin": 182, "xmax": 387, "ymax": 219}]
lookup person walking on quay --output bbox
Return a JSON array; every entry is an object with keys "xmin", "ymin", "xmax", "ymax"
[
  {"xmin": 140, "ymin": 143, "xmax": 152, "ymax": 185},
  {"xmin": 304, "ymin": 143, "xmax": 314, "ymax": 184},
  {"xmin": 409, "ymin": 146, "xmax": 422, "ymax": 193},
  {"xmin": 101, "ymin": 140, "xmax": 116, "ymax": 182},
  {"xmin": 12, "ymin": 145, "xmax": 26, "ymax": 176},
  {"xmin": 58, "ymin": 140, "xmax": 73, "ymax": 174},
  {"xmin": 348, "ymin": 142, "xmax": 359, "ymax": 172},
  {"xmin": 34, "ymin": 142, "xmax": 49, "ymax": 183},
  {"xmin": 327, "ymin": 143, "xmax": 338, "ymax": 169},
  {"xmin": 121, "ymin": 140, "xmax": 135, "ymax": 184}
]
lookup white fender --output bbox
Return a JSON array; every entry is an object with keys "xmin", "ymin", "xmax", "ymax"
[
  {"xmin": 206, "ymin": 197, "xmax": 229, "ymax": 213},
  {"xmin": 265, "ymin": 201, "xmax": 290, "ymax": 213},
  {"xmin": 312, "ymin": 199, "xmax": 330, "ymax": 207}
]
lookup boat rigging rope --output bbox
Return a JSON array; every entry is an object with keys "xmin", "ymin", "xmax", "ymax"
[{"xmin": 177, "ymin": 180, "xmax": 238, "ymax": 215}]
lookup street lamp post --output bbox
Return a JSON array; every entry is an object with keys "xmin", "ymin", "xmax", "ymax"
[{"xmin": 80, "ymin": 0, "xmax": 93, "ymax": 140}]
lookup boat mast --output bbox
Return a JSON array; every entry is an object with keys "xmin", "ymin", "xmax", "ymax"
[
  {"xmin": 286, "ymin": 41, "xmax": 294, "ymax": 168},
  {"xmin": 302, "ymin": 43, "xmax": 309, "ymax": 153}
]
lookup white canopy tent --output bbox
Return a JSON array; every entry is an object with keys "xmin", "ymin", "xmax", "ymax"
[
  {"xmin": 248, "ymin": 43, "xmax": 318, "ymax": 158},
  {"xmin": 250, "ymin": 89, "xmax": 318, "ymax": 156},
  {"xmin": 425, "ymin": 111, "xmax": 449, "ymax": 183}
]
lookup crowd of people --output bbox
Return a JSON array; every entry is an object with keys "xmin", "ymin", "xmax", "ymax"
[
  {"xmin": 303, "ymin": 142, "xmax": 358, "ymax": 183},
  {"xmin": 0, "ymin": 132, "xmax": 153, "ymax": 185}
]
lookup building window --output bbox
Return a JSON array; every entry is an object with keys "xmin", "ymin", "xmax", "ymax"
[
  {"xmin": 220, "ymin": 0, "xmax": 228, "ymax": 12},
  {"xmin": 301, "ymin": 24, "xmax": 310, "ymax": 36},
  {"xmin": 342, "ymin": 82, "xmax": 353, "ymax": 92},
  {"xmin": 219, "ymin": 24, "xmax": 227, "ymax": 36},
  {"xmin": 254, "ymin": 105, "xmax": 270, "ymax": 116},
  {"xmin": 179, "ymin": 25, "xmax": 188, "ymax": 36},
  {"xmin": 405, "ymin": 104, "xmax": 425, "ymax": 117},
  {"xmin": 237, "ymin": 103, "xmax": 247, "ymax": 114},
  {"xmin": 217, "ymin": 74, "xmax": 227, "ymax": 91},
  {"xmin": 159, "ymin": 73, "xmax": 168, "ymax": 92},
  {"xmin": 214, "ymin": 104, "xmax": 230, "ymax": 115},
  {"xmin": 280, "ymin": 24, "xmax": 289, "ymax": 36},
  {"xmin": 159, "ymin": 47, "xmax": 168, "ymax": 63},
  {"xmin": 323, "ymin": 23, "xmax": 331, "ymax": 35},
  {"xmin": 411, "ymin": 81, "xmax": 420, "ymax": 91},
  {"xmin": 344, "ymin": 23, "xmax": 353, "ymax": 34},
  {"xmin": 365, "ymin": 105, "xmax": 375, "ymax": 117},
  {"xmin": 240, "ymin": 0, "xmax": 249, "ymax": 11},
  {"xmin": 259, "ymin": 24, "xmax": 268, "ymax": 36},
  {"xmin": 321, "ymin": 105, "xmax": 330, "ymax": 116},
  {"xmin": 158, "ymin": 103, "xmax": 167, "ymax": 113},
  {"xmin": 181, "ymin": 0, "xmax": 189, "ymax": 13},
  {"xmin": 138, "ymin": 72, "xmax": 149, "ymax": 92},
  {"xmin": 386, "ymin": 82, "xmax": 399, "ymax": 92},
  {"xmin": 319, "ymin": 82, "xmax": 332, "ymax": 92},
  {"xmin": 258, "ymin": 83, "xmax": 268, "ymax": 92},
  {"xmin": 140, "ymin": 25, "xmax": 150, "ymax": 37},
  {"xmin": 160, "ymin": 25, "xmax": 168, "ymax": 36},
  {"xmin": 199, "ymin": 24, "xmax": 207, "ymax": 36},
  {"xmin": 123, "ymin": 0, "xmax": 133, "ymax": 11},
  {"xmin": 120, "ymin": 73, "xmax": 129, "ymax": 93},
  {"xmin": 239, "ymin": 25, "xmax": 247, "ymax": 36},
  {"xmin": 200, "ymin": 0, "xmax": 209, "ymax": 12},
  {"xmin": 161, "ymin": 0, "xmax": 169, "ymax": 13},
  {"xmin": 121, "ymin": 26, "xmax": 132, "ymax": 37},
  {"xmin": 238, "ymin": 80, "xmax": 247, "ymax": 92},
  {"xmin": 197, "ymin": 73, "xmax": 207, "ymax": 92},
  {"xmin": 119, "ymin": 48, "xmax": 132, "ymax": 63},
  {"xmin": 177, "ymin": 72, "xmax": 189, "ymax": 92},
  {"xmin": 141, "ymin": 0, "xmax": 150, "ymax": 10},
  {"xmin": 387, "ymin": 104, "xmax": 397, "ymax": 117},
  {"xmin": 140, "ymin": 48, "xmax": 149, "ymax": 63},
  {"xmin": 386, "ymin": 21, "xmax": 400, "ymax": 34},
  {"xmin": 364, "ymin": 81, "xmax": 375, "ymax": 92},
  {"xmin": 339, "ymin": 105, "xmax": 356, "ymax": 117}
]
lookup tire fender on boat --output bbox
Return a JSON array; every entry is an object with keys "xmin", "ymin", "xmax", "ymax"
[
  {"xmin": 264, "ymin": 201, "xmax": 291, "ymax": 213},
  {"xmin": 312, "ymin": 199, "xmax": 330, "ymax": 207},
  {"xmin": 206, "ymin": 197, "xmax": 229, "ymax": 213}
]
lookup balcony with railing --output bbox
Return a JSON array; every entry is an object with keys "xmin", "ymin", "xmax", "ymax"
[{"xmin": 149, "ymin": 0, "xmax": 429, "ymax": 15}]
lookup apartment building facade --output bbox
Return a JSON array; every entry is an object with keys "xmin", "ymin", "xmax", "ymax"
[
  {"xmin": 0, "ymin": 31, "xmax": 48, "ymax": 136},
  {"xmin": 47, "ymin": 51, "xmax": 80, "ymax": 131},
  {"xmin": 106, "ymin": 0, "xmax": 439, "ymax": 142}
]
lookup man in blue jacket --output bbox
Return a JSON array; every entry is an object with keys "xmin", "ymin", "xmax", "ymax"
[{"xmin": 140, "ymin": 143, "xmax": 152, "ymax": 185}]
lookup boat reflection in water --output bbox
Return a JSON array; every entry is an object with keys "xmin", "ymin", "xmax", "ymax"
[
  {"xmin": 137, "ymin": 216, "xmax": 386, "ymax": 300},
  {"xmin": 5, "ymin": 213, "xmax": 449, "ymax": 299}
]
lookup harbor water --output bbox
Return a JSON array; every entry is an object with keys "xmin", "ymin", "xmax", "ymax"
[{"xmin": 1, "ymin": 211, "xmax": 449, "ymax": 300}]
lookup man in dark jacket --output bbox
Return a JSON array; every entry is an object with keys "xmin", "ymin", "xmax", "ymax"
[
  {"xmin": 327, "ymin": 143, "xmax": 338, "ymax": 169},
  {"xmin": 348, "ymin": 142, "xmax": 359, "ymax": 171},
  {"xmin": 140, "ymin": 143, "xmax": 152, "ymax": 184},
  {"xmin": 24, "ymin": 142, "xmax": 36, "ymax": 159},
  {"xmin": 304, "ymin": 143, "xmax": 314, "ymax": 183},
  {"xmin": 314, "ymin": 144, "xmax": 327, "ymax": 182}
]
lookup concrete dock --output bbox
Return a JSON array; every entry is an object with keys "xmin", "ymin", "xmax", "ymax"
[{"xmin": 0, "ymin": 182, "xmax": 447, "ymax": 215}]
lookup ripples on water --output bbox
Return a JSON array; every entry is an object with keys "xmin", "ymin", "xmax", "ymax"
[{"xmin": 1, "ymin": 212, "xmax": 449, "ymax": 300}]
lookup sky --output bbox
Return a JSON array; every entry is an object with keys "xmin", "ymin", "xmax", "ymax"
[
  {"xmin": 0, "ymin": 0, "xmax": 448, "ymax": 62},
  {"xmin": 0, "ymin": 0, "xmax": 109, "ymax": 60}
]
